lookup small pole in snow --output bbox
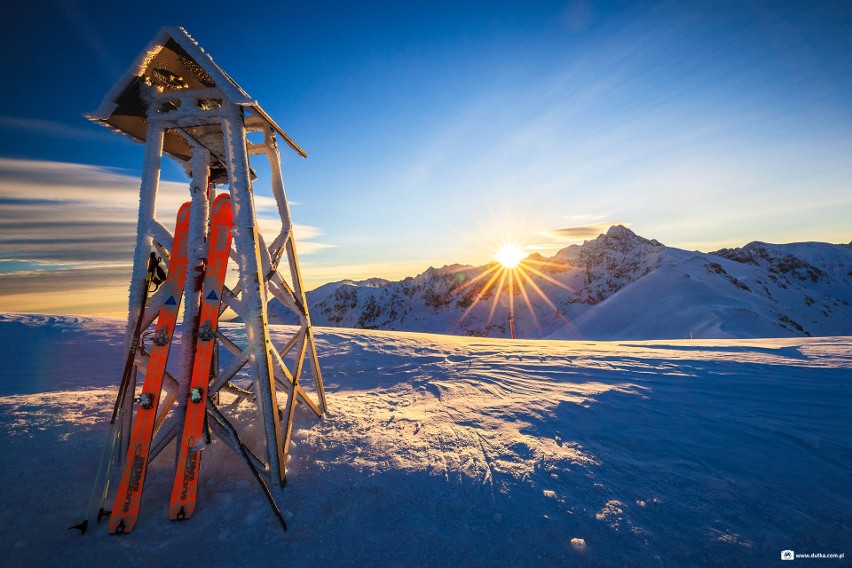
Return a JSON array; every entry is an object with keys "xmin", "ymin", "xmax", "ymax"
[{"xmin": 508, "ymin": 266, "xmax": 516, "ymax": 339}]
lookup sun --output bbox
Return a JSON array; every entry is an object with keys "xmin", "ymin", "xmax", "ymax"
[
  {"xmin": 458, "ymin": 241, "xmax": 574, "ymax": 339},
  {"xmin": 494, "ymin": 245, "xmax": 525, "ymax": 269}
]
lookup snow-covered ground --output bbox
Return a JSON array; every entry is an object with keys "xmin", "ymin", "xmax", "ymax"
[{"xmin": 1, "ymin": 313, "xmax": 849, "ymax": 566}]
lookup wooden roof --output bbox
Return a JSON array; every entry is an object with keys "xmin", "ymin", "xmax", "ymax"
[{"xmin": 88, "ymin": 26, "xmax": 306, "ymax": 170}]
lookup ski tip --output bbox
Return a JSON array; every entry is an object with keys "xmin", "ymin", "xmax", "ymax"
[
  {"xmin": 176, "ymin": 201, "xmax": 192, "ymax": 220},
  {"xmin": 212, "ymin": 193, "xmax": 232, "ymax": 208},
  {"xmin": 68, "ymin": 519, "xmax": 88, "ymax": 535}
]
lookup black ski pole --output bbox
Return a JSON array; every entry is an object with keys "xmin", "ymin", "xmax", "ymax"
[
  {"xmin": 72, "ymin": 253, "xmax": 162, "ymax": 534},
  {"xmin": 207, "ymin": 404, "xmax": 288, "ymax": 531},
  {"xmin": 110, "ymin": 253, "xmax": 160, "ymax": 424},
  {"xmin": 68, "ymin": 415, "xmax": 122, "ymax": 534}
]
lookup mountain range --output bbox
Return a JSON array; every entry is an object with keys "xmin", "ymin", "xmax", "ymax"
[{"xmin": 267, "ymin": 226, "xmax": 852, "ymax": 340}]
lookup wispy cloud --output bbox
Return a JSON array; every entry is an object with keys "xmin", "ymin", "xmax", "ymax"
[
  {"xmin": 0, "ymin": 116, "xmax": 114, "ymax": 141},
  {"xmin": 562, "ymin": 213, "xmax": 610, "ymax": 224},
  {"xmin": 255, "ymin": 210, "xmax": 335, "ymax": 256},
  {"xmin": 0, "ymin": 159, "xmax": 333, "ymax": 315},
  {"xmin": 0, "ymin": 158, "xmax": 188, "ymax": 270},
  {"xmin": 0, "ymin": 266, "xmax": 130, "ymax": 316},
  {"xmin": 538, "ymin": 222, "xmax": 627, "ymax": 241}
]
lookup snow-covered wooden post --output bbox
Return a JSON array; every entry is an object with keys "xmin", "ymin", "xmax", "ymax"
[
  {"xmin": 88, "ymin": 26, "xmax": 325, "ymax": 495},
  {"xmin": 117, "ymin": 121, "xmax": 165, "ymax": 459}
]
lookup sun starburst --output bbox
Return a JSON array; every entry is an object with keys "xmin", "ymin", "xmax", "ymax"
[
  {"xmin": 494, "ymin": 245, "xmax": 525, "ymax": 269},
  {"xmin": 456, "ymin": 245, "xmax": 575, "ymax": 338}
]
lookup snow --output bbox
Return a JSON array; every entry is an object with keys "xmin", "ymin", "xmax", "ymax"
[
  {"xmin": 89, "ymin": 27, "xmax": 253, "ymax": 123},
  {"xmin": 285, "ymin": 227, "xmax": 852, "ymax": 341},
  {"xmin": 1, "ymin": 313, "xmax": 849, "ymax": 566},
  {"xmin": 548, "ymin": 240, "xmax": 852, "ymax": 340}
]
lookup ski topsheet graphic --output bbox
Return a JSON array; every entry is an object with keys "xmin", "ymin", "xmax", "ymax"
[
  {"xmin": 169, "ymin": 194, "xmax": 233, "ymax": 521},
  {"xmin": 109, "ymin": 203, "xmax": 192, "ymax": 535}
]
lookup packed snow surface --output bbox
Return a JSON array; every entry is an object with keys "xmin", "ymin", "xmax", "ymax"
[{"xmin": 1, "ymin": 313, "xmax": 849, "ymax": 566}]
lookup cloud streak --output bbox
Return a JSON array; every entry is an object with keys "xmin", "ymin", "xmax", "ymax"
[
  {"xmin": 539, "ymin": 222, "xmax": 627, "ymax": 241},
  {"xmin": 0, "ymin": 159, "xmax": 188, "ymax": 270},
  {"xmin": 0, "ymin": 159, "xmax": 333, "ymax": 315},
  {"xmin": 0, "ymin": 116, "xmax": 115, "ymax": 142}
]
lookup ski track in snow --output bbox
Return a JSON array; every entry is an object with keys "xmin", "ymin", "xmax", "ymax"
[{"xmin": 0, "ymin": 313, "xmax": 850, "ymax": 566}]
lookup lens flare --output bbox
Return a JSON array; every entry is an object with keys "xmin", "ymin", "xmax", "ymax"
[
  {"xmin": 457, "ymin": 245, "xmax": 576, "ymax": 339},
  {"xmin": 494, "ymin": 246, "xmax": 525, "ymax": 269}
]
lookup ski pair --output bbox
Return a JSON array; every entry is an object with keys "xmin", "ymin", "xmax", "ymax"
[
  {"xmin": 108, "ymin": 194, "xmax": 233, "ymax": 534},
  {"xmin": 168, "ymin": 193, "xmax": 233, "ymax": 522}
]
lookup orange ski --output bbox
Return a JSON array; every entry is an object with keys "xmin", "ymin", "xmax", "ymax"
[
  {"xmin": 109, "ymin": 203, "xmax": 192, "ymax": 534},
  {"xmin": 169, "ymin": 194, "xmax": 233, "ymax": 521}
]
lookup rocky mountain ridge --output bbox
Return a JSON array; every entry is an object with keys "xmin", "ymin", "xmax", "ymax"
[{"xmin": 267, "ymin": 226, "xmax": 852, "ymax": 340}]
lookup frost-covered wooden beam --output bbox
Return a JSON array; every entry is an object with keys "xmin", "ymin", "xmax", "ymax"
[
  {"xmin": 206, "ymin": 406, "xmax": 268, "ymax": 480},
  {"xmin": 218, "ymin": 285, "xmax": 243, "ymax": 317},
  {"xmin": 268, "ymin": 276, "xmax": 302, "ymax": 316},
  {"xmin": 209, "ymin": 332, "xmax": 251, "ymax": 394},
  {"xmin": 270, "ymin": 336, "xmax": 322, "ymax": 418},
  {"xmin": 90, "ymin": 25, "xmax": 326, "ymax": 519},
  {"xmin": 222, "ymin": 106, "xmax": 288, "ymax": 485}
]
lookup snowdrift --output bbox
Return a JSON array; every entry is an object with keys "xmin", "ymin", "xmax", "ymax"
[{"xmin": 0, "ymin": 313, "xmax": 849, "ymax": 566}]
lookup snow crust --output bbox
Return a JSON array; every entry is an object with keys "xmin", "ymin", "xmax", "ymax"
[{"xmin": 0, "ymin": 313, "xmax": 849, "ymax": 566}]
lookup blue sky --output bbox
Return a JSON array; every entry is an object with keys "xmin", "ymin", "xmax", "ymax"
[{"xmin": 1, "ymin": 1, "xmax": 850, "ymax": 315}]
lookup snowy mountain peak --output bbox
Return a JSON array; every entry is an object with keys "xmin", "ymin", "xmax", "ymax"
[
  {"xmin": 713, "ymin": 241, "xmax": 791, "ymax": 265},
  {"xmin": 282, "ymin": 227, "xmax": 852, "ymax": 340},
  {"xmin": 604, "ymin": 224, "xmax": 662, "ymax": 247},
  {"xmin": 710, "ymin": 240, "xmax": 849, "ymax": 284},
  {"xmin": 553, "ymin": 225, "xmax": 661, "ymax": 264},
  {"xmin": 579, "ymin": 225, "xmax": 663, "ymax": 263},
  {"xmin": 523, "ymin": 252, "xmax": 549, "ymax": 265},
  {"xmin": 415, "ymin": 264, "xmax": 469, "ymax": 281},
  {"xmin": 546, "ymin": 225, "xmax": 666, "ymax": 304}
]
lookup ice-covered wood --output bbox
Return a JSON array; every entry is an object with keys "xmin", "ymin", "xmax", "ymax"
[
  {"xmin": 91, "ymin": 25, "xmax": 326, "ymax": 527},
  {"xmin": 87, "ymin": 26, "xmax": 306, "ymax": 162}
]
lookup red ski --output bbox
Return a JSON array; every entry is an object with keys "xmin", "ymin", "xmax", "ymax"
[
  {"xmin": 108, "ymin": 202, "xmax": 192, "ymax": 534},
  {"xmin": 169, "ymin": 194, "xmax": 233, "ymax": 521}
]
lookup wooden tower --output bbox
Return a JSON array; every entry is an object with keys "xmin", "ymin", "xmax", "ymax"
[{"xmin": 87, "ymin": 26, "xmax": 326, "ymax": 528}]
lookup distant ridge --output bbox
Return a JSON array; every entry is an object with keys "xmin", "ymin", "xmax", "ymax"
[{"xmin": 266, "ymin": 226, "xmax": 852, "ymax": 340}]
